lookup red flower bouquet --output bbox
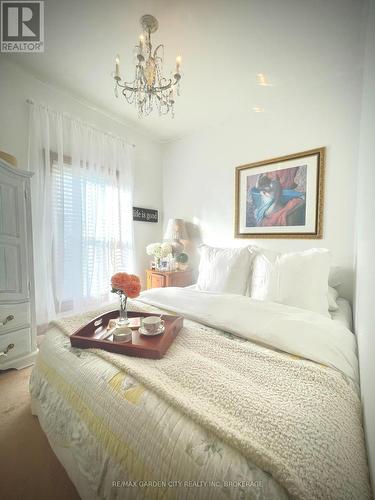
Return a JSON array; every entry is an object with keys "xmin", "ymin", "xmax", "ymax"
[
  {"xmin": 111, "ymin": 272, "xmax": 141, "ymax": 298},
  {"xmin": 111, "ymin": 272, "xmax": 141, "ymax": 324}
]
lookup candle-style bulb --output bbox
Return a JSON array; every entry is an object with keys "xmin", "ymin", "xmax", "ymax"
[
  {"xmin": 176, "ymin": 55, "xmax": 182, "ymax": 73},
  {"xmin": 115, "ymin": 54, "xmax": 120, "ymax": 78}
]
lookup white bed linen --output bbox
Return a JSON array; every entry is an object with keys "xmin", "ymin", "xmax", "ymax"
[
  {"xmin": 249, "ymin": 248, "xmax": 331, "ymax": 317},
  {"xmin": 30, "ymin": 290, "xmax": 358, "ymax": 500},
  {"xmin": 138, "ymin": 288, "xmax": 358, "ymax": 381},
  {"xmin": 186, "ymin": 284, "xmax": 352, "ymax": 324},
  {"xmin": 186, "ymin": 284, "xmax": 353, "ymax": 328},
  {"xmin": 331, "ymin": 297, "xmax": 353, "ymax": 331},
  {"xmin": 196, "ymin": 245, "xmax": 254, "ymax": 294},
  {"xmin": 31, "ymin": 325, "xmax": 289, "ymax": 500}
]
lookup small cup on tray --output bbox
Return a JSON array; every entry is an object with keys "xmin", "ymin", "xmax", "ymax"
[
  {"xmin": 139, "ymin": 316, "xmax": 165, "ymax": 336},
  {"xmin": 112, "ymin": 326, "xmax": 133, "ymax": 343}
]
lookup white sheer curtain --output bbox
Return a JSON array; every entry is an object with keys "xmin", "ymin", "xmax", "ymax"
[{"xmin": 28, "ymin": 102, "xmax": 134, "ymax": 326}]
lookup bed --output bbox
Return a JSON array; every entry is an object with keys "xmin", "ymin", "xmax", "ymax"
[{"xmin": 30, "ymin": 286, "xmax": 371, "ymax": 500}]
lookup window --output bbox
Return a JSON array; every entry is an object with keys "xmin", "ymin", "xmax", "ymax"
[
  {"xmin": 51, "ymin": 155, "xmax": 131, "ymax": 314},
  {"xmin": 28, "ymin": 104, "xmax": 134, "ymax": 325}
]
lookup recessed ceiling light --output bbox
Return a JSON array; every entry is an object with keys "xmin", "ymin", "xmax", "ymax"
[
  {"xmin": 256, "ymin": 73, "xmax": 272, "ymax": 86},
  {"xmin": 252, "ymin": 106, "xmax": 265, "ymax": 113}
]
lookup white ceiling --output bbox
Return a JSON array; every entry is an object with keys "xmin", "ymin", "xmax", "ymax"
[{"xmin": 5, "ymin": 0, "xmax": 366, "ymax": 142}]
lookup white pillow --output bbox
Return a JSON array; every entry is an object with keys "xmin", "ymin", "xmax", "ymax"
[
  {"xmin": 197, "ymin": 245, "xmax": 254, "ymax": 295},
  {"xmin": 250, "ymin": 248, "xmax": 331, "ymax": 316},
  {"xmin": 248, "ymin": 248, "xmax": 279, "ymax": 300},
  {"xmin": 328, "ymin": 286, "xmax": 339, "ymax": 311},
  {"xmin": 328, "ymin": 266, "xmax": 343, "ymax": 288}
]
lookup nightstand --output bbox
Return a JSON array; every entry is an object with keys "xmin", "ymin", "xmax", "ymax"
[{"xmin": 146, "ymin": 269, "xmax": 194, "ymax": 290}]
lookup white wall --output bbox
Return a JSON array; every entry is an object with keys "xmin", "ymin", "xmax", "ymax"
[
  {"xmin": 0, "ymin": 57, "xmax": 163, "ymax": 287},
  {"xmin": 163, "ymin": 52, "xmax": 364, "ymax": 302},
  {"xmin": 355, "ymin": 0, "xmax": 375, "ymax": 489}
]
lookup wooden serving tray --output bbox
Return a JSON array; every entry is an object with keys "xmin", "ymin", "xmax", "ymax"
[{"xmin": 70, "ymin": 310, "xmax": 183, "ymax": 359}]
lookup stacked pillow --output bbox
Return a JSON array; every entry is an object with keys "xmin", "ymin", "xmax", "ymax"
[
  {"xmin": 327, "ymin": 286, "xmax": 339, "ymax": 311},
  {"xmin": 196, "ymin": 244, "xmax": 340, "ymax": 317}
]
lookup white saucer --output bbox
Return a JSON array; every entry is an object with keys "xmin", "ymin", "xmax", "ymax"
[{"xmin": 139, "ymin": 325, "xmax": 165, "ymax": 336}]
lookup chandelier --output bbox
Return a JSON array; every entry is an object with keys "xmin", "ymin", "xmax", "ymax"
[{"xmin": 113, "ymin": 15, "xmax": 182, "ymax": 118}]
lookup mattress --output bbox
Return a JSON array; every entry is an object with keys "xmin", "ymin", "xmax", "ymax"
[{"xmin": 29, "ymin": 295, "xmax": 358, "ymax": 500}]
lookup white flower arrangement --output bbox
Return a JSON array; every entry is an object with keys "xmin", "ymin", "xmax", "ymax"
[
  {"xmin": 146, "ymin": 242, "xmax": 162, "ymax": 257},
  {"xmin": 161, "ymin": 242, "xmax": 173, "ymax": 256},
  {"xmin": 146, "ymin": 242, "xmax": 173, "ymax": 258}
]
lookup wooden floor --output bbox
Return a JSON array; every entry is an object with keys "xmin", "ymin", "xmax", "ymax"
[{"xmin": 0, "ymin": 365, "xmax": 80, "ymax": 500}]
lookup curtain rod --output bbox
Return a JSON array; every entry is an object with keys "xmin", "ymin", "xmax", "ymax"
[{"xmin": 26, "ymin": 99, "xmax": 136, "ymax": 148}]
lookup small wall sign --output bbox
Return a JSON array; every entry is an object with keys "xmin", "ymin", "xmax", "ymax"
[{"xmin": 133, "ymin": 207, "xmax": 159, "ymax": 223}]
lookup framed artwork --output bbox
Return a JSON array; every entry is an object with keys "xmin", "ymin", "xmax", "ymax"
[{"xmin": 235, "ymin": 147, "xmax": 325, "ymax": 239}]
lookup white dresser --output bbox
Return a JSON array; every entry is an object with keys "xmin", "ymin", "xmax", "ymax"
[{"xmin": 0, "ymin": 159, "xmax": 38, "ymax": 369}]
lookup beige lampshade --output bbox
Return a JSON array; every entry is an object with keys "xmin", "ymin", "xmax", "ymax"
[{"xmin": 164, "ymin": 218, "xmax": 188, "ymax": 240}]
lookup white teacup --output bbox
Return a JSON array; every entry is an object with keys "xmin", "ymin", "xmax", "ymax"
[{"xmin": 142, "ymin": 316, "xmax": 164, "ymax": 334}]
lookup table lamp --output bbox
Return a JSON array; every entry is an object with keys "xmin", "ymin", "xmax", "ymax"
[{"xmin": 164, "ymin": 218, "xmax": 188, "ymax": 255}]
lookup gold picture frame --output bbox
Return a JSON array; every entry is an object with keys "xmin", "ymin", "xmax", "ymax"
[{"xmin": 235, "ymin": 147, "xmax": 325, "ymax": 239}]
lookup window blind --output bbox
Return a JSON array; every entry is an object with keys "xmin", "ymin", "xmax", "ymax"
[{"xmin": 51, "ymin": 160, "xmax": 130, "ymax": 312}]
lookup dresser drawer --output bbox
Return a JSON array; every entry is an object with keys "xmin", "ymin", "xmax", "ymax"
[
  {"xmin": 0, "ymin": 302, "xmax": 30, "ymax": 334},
  {"xmin": 0, "ymin": 328, "xmax": 31, "ymax": 365},
  {"xmin": 146, "ymin": 269, "xmax": 195, "ymax": 289}
]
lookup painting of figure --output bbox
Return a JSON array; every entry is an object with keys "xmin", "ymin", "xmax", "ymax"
[
  {"xmin": 235, "ymin": 148, "xmax": 325, "ymax": 238},
  {"xmin": 246, "ymin": 165, "xmax": 307, "ymax": 228}
]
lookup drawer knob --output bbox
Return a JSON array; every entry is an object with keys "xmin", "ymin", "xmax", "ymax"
[
  {"xmin": 0, "ymin": 343, "xmax": 14, "ymax": 358},
  {"xmin": 1, "ymin": 315, "xmax": 14, "ymax": 326}
]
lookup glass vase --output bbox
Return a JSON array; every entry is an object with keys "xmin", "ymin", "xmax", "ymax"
[
  {"xmin": 154, "ymin": 257, "xmax": 161, "ymax": 270},
  {"xmin": 118, "ymin": 292, "xmax": 129, "ymax": 325}
]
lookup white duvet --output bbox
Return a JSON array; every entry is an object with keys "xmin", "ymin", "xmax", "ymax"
[{"xmin": 138, "ymin": 287, "xmax": 358, "ymax": 382}]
